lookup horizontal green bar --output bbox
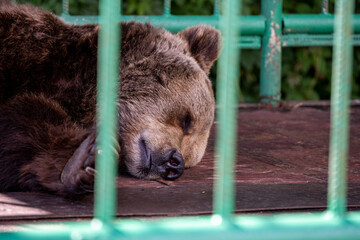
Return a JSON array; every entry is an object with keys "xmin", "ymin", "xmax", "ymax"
[
  {"xmin": 2, "ymin": 212, "xmax": 360, "ymax": 240},
  {"xmin": 282, "ymin": 34, "xmax": 360, "ymax": 47},
  {"xmin": 61, "ymin": 15, "xmax": 265, "ymax": 35},
  {"xmin": 62, "ymin": 14, "xmax": 360, "ymax": 36},
  {"xmin": 61, "ymin": 14, "xmax": 360, "ymax": 49},
  {"xmin": 239, "ymin": 36, "xmax": 261, "ymax": 49},
  {"xmin": 283, "ymin": 14, "xmax": 360, "ymax": 34},
  {"xmin": 61, "ymin": 15, "xmax": 262, "ymax": 49}
]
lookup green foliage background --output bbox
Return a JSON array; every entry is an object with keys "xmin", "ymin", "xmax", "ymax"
[{"xmin": 18, "ymin": 0, "xmax": 360, "ymax": 102}]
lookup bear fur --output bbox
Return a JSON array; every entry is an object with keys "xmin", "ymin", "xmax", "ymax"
[{"xmin": 0, "ymin": 2, "xmax": 220, "ymax": 195}]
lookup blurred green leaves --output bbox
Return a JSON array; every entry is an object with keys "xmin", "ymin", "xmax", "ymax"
[
  {"xmin": 18, "ymin": 0, "xmax": 63, "ymax": 14},
  {"xmin": 172, "ymin": 0, "xmax": 214, "ymax": 15}
]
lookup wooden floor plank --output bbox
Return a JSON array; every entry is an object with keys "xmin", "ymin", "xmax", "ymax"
[
  {"xmin": 1, "ymin": 105, "xmax": 360, "ymax": 229},
  {"xmin": 1, "ymin": 183, "xmax": 360, "ymax": 222}
]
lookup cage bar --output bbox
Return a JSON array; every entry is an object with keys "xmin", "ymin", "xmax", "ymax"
[
  {"xmin": 260, "ymin": 0, "xmax": 283, "ymax": 105},
  {"xmin": 283, "ymin": 15, "xmax": 360, "ymax": 34},
  {"xmin": 213, "ymin": 0, "xmax": 241, "ymax": 220},
  {"xmin": 2, "ymin": 0, "xmax": 360, "ymax": 239},
  {"xmin": 94, "ymin": 0, "xmax": 121, "ymax": 224},
  {"xmin": 2, "ymin": 212, "xmax": 360, "ymax": 240},
  {"xmin": 213, "ymin": 0, "xmax": 220, "ymax": 16},
  {"xmin": 327, "ymin": 0, "xmax": 354, "ymax": 219},
  {"xmin": 164, "ymin": 0, "xmax": 171, "ymax": 16},
  {"xmin": 62, "ymin": 0, "xmax": 69, "ymax": 16},
  {"xmin": 322, "ymin": 0, "xmax": 329, "ymax": 14}
]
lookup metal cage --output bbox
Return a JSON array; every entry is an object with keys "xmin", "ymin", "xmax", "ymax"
[{"xmin": 2, "ymin": 0, "xmax": 360, "ymax": 239}]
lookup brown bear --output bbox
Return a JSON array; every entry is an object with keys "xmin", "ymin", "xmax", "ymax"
[{"xmin": 0, "ymin": 2, "xmax": 220, "ymax": 195}]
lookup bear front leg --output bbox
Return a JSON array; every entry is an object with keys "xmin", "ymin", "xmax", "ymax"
[
  {"xmin": 60, "ymin": 132, "xmax": 97, "ymax": 194},
  {"xmin": 23, "ymin": 125, "xmax": 120, "ymax": 195},
  {"xmin": 0, "ymin": 94, "xmax": 120, "ymax": 195},
  {"xmin": 60, "ymin": 132, "xmax": 121, "ymax": 194},
  {"xmin": 0, "ymin": 94, "xmax": 98, "ymax": 195},
  {"xmin": 20, "ymin": 122, "xmax": 120, "ymax": 195},
  {"xmin": 19, "ymin": 126, "xmax": 99, "ymax": 195}
]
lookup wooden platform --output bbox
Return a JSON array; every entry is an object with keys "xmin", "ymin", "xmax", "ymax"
[{"xmin": 1, "ymin": 102, "xmax": 360, "ymax": 231}]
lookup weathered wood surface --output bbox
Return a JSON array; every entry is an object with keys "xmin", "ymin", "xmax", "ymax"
[{"xmin": 1, "ymin": 105, "xmax": 360, "ymax": 230}]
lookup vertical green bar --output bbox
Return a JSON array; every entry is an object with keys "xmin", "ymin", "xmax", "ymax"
[
  {"xmin": 327, "ymin": 0, "xmax": 354, "ymax": 219},
  {"xmin": 213, "ymin": 0, "xmax": 220, "ymax": 16},
  {"xmin": 322, "ymin": 0, "xmax": 329, "ymax": 14},
  {"xmin": 94, "ymin": 0, "xmax": 121, "ymax": 223},
  {"xmin": 62, "ymin": 0, "xmax": 69, "ymax": 16},
  {"xmin": 214, "ymin": 0, "xmax": 241, "ymax": 220},
  {"xmin": 164, "ymin": 0, "xmax": 171, "ymax": 16},
  {"xmin": 260, "ymin": 0, "xmax": 282, "ymax": 105}
]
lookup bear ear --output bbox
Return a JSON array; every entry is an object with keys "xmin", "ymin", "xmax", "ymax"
[{"xmin": 178, "ymin": 25, "xmax": 221, "ymax": 75}]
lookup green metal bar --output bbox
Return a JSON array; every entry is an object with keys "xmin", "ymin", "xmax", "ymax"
[
  {"xmin": 213, "ymin": 0, "xmax": 220, "ymax": 16},
  {"xmin": 164, "ymin": 0, "xmax": 171, "ymax": 16},
  {"xmin": 61, "ymin": 15, "xmax": 265, "ymax": 35},
  {"xmin": 61, "ymin": 15, "xmax": 360, "ymax": 48},
  {"xmin": 282, "ymin": 34, "xmax": 360, "ymax": 47},
  {"xmin": 2, "ymin": 212, "xmax": 360, "ymax": 240},
  {"xmin": 322, "ymin": 0, "xmax": 329, "ymax": 14},
  {"xmin": 283, "ymin": 14, "xmax": 360, "ymax": 34},
  {"xmin": 327, "ymin": 0, "xmax": 354, "ymax": 219},
  {"xmin": 62, "ymin": 0, "xmax": 69, "ymax": 16},
  {"xmin": 260, "ymin": 0, "xmax": 283, "ymax": 105},
  {"xmin": 214, "ymin": 0, "xmax": 240, "ymax": 220},
  {"xmin": 61, "ymin": 13, "xmax": 360, "ymax": 36},
  {"xmin": 238, "ymin": 36, "xmax": 261, "ymax": 49},
  {"xmin": 94, "ymin": 0, "xmax": 121, "ymax": 224}
]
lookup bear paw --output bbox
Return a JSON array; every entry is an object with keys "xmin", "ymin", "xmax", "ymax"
[{"xmin": 61, "ymin": 133, "xmax": 97, "ymax": 194}]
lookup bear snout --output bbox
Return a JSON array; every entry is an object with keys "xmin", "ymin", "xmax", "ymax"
[
  {"xmin": 157, "ymin": 148, "xmax": 185, "ymax": 180},
  {"xmin": 138, "ymin": 140, "xmax": 184, "ymax": 180}
]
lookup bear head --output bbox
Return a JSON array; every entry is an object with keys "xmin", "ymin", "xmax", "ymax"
[{"xmin": 118, "ymin": 22, "xmax": 220, "ymax": 180}]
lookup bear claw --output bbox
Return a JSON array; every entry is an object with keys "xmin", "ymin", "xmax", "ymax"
[
  {"xmin": 85, "ymin": 166, "xmax": 97, "ymax": 176},
  {"xmin": 61, "ymin": 132, "xmax": 120, "ymax": 194},
  {"xmin": 61, "ymin": 133, "xmax": 96, "ymax": 194}
]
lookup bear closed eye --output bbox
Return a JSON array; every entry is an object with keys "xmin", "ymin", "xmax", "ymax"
[{"xmin": 0, "ymin": 2, "xmax": 220, "ymax": 195}]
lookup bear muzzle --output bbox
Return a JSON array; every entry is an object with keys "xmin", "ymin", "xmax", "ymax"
[
  {"xmin": 139, "ymin": 140, "xmax": 185, "ymax": 180},
  {"xmin": 158, "ymin": 148, "xmax": 185, "ymax": 180}
]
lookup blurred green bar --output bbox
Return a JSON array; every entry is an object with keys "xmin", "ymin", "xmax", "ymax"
[
  {"xmin": 213, "ymin": 0, "xmax": 220, "ymax": 16},
  {"xmin": 283, "ymin": 14, "xmax": 360, "ymax": 34},
  {"xmin": 61, "ymin": 15, "xmax": 264, "ymax": 36},
  {"xmin": 214, "ymin": 0, "xmax": 240, "ymax": 220},
  {"xmin": 322, "ymin": 0, "xmax": 329, "ymax": 14},
  {"xmin": 282, "ymin": 34, "xmax": 360, "ymax": 47},
  {"xmin": 2, "ymin": 212, "xmax": 360, "ymax": 240},
  {"xmin": 327, "ymin": 0, "xmax": 354, "ymax": 219},
  {"xmin": 164, "ymin": 0, "xmax": 171, "ymax": 16},
  {"xmin": 94, "ymin": 0, "xmax": 121, "ymax": 224},
  {"xmin": 259, "ymin": 0, "xmax": 283, "ymax": 105},
  {"xmin": 62, "ymin": 0, "xmax": 69, "ymax": 15}
]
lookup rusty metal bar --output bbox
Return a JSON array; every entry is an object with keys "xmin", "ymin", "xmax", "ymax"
[{"xmin": 259, "ymin": 0, "xmax": 283, "ymax": 105}]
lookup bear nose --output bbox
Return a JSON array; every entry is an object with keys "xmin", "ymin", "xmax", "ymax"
[{"xmin": 158, "ymin": 148, "xmax": 185, "ymax": 180}]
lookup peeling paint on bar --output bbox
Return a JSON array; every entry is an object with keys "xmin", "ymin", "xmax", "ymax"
[{"xmin": 260, "ymin": 0, "xmax": 282, "ymax": 105}]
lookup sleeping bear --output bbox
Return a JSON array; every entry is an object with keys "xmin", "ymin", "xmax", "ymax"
[{"xmin": 0, "ymin": 2, "xmax": 220, "ymax": 195}]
